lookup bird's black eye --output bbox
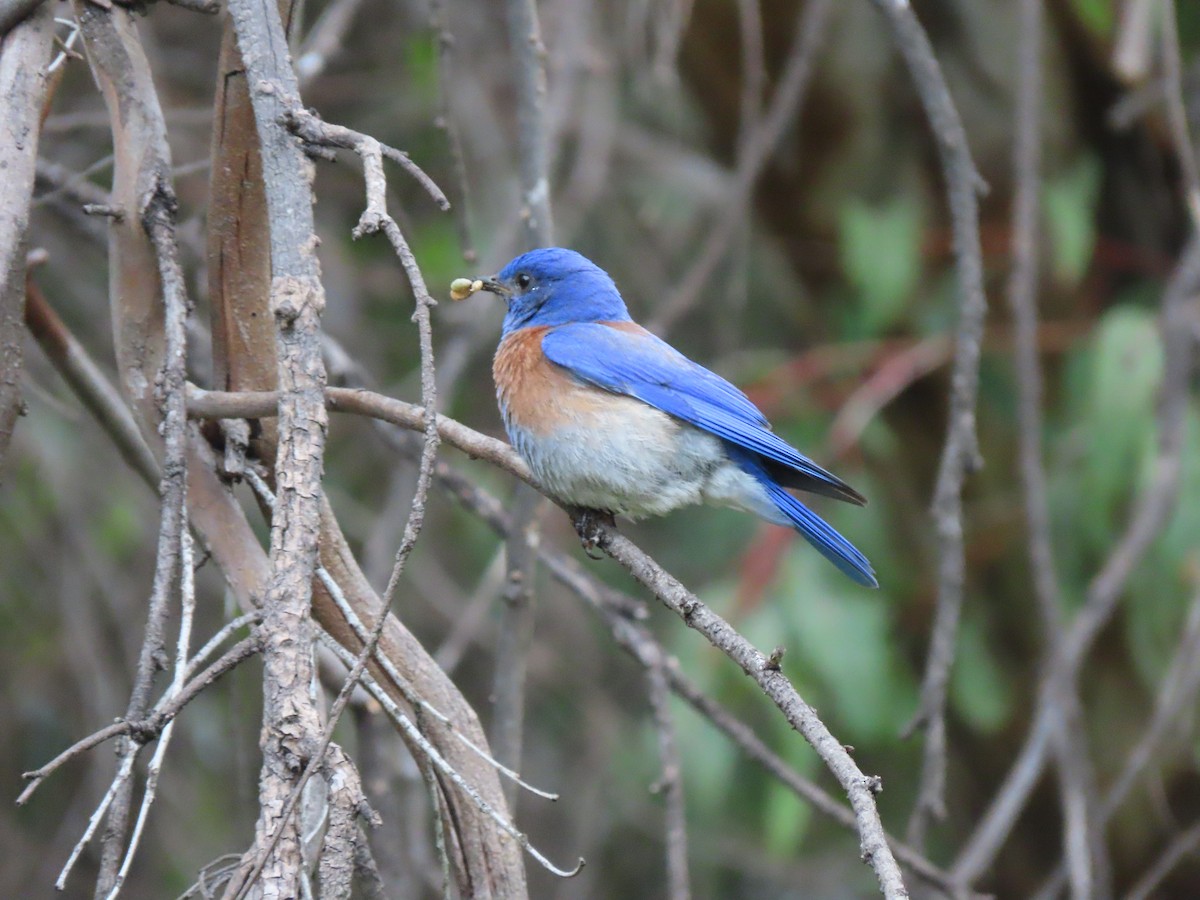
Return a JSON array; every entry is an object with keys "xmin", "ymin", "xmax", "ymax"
[{"xmin": 515, "ymin": 273, "xmax": 532, "ymax": 290}]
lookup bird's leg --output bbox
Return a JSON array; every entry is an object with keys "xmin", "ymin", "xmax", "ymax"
[{"xmin": 570, "ymin": 507, "xmax": 616, "ymax": 559}]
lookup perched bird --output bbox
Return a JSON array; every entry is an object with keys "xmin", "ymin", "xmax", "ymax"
[{"xmin": 462, "ymin": 247, "xmax": 877, "ymax": 588}]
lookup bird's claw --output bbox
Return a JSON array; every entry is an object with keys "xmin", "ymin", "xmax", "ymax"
[{"xmin": 571, "ymin": 508, "xmax": 615, "ymax": 559}]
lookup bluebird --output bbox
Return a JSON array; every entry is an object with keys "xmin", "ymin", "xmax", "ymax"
[{"xmin": 464, "ymin": 247, "xmax": 877, "ymax": 588}]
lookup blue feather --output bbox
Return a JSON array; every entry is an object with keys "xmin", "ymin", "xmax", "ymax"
[
  {"xmin": 541, "ymin": 323, "xmax": 861, "ymax": 503},
  {"xmin": 760, "ymin": 477, "xmax": 879, "ymax": 588}
]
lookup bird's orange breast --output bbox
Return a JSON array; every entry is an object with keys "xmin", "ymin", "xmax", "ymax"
[{"xmin": 493, "ymin": 326, "xmax": 619, "ymax": 435}]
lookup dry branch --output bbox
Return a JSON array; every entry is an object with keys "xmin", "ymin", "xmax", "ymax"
[
  {"xmin": 186, "ymin": 384, "xmax": 909, "ymax": 897},
  {"xmin": 219, "ymin": 0, "xmax": 331, "ymax": 888},
  {"xmin": 953, "ymin": 236, "xmax": 1200, "ymax": 885},
  {"xmin": 645, "ymin": 661, "xmax": 690, "ymax": 900},
  {"xmin": 1006, "ymin": 1, "xmax": 1107, "ymax": 894},
  {"xmin": 865, "ymin": 0, "xmax": 990, "ymax": 849},
  {"xmin": 18, "ymin": 633, "xmax": 262, "ymax": 806},
  {"xmin": 494, "ymin": 0, "xmax": 557, "ymax": 820},
  {"xmin": 649, "ymin": 0, "xmax": 832, "ymax": 334},
  {"xmin": 68, "ymin": 3, "xmax": 201, "ymax": 892},
  {"xmin": 0, "ymin": 2, "xmax": 54, "ymax": 472}
]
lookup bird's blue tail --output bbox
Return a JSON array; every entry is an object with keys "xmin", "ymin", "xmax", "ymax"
[{"xmin": 760, "ymin": 478, "xmax": 878, "ymax": 589}]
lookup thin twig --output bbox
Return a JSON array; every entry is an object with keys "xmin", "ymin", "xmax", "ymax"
[
  {"xmin": 645, "ymin": 661, "xmax": 690, "ymax": 900},
  {"xmin": 493, "ymin": 485, "xmax": 540, "ymax": 809},
  {"xmin": 313, "ymin": 564, "xmax": 557, "ymax": 802},
  {"xmin": 1123, "ymin": 819, "xmax": 1200, "ymax": 900},
  {"xmin": 1007, "ymin": 1, "xmax": 1106, "ymax": 894},
  {"xmin": 17, "ymin": 634, "xmax": 262, "ymax": 806},
  {"xmin": 92, "ymin": 164, "xmax": 194, "ymax": 898},
  {"xmin": 953, "ymin": 236, "xmax": 1200, "ymax": 884},
  {"xmin": 105, "ymin": 525, "xmax": 198, "ymax": 899},
  {"xmin": 231, "ymin": 140, "xmax": 444, "ymax": 895},
  {"xmin": 865, "ymin": 0, "xmax": 990, "ymax": 849},
  {"xmin": 504, "ymin": 0, "xmax": 554, "ymax": 245},
  {"xmin": 294, "ymin": 0, "xmax": 366, "ymax": 85},
  {"xmin": 24, "ymin": 277, "xmax": 161, "ymax": 488},
  {"xmin": 1033, "ymin": 589, "xmax": 1200, "ymax": 899},
  {"xmin": 319, "ymin": 636, "xmax": 584, "ymax": 879},
  {"xmin": 1007, "ymin": 0, "xmax": 1059, "ymax": 640},
  {"xmin": 428, "ymin": 0, "xmax": 476, "ymax": 262},
  {"xmin": 420, "ymin": 748, "xmax": 453, "ymax": 900},
  {"xmin": 495, "ymin": 0, "xmax": 556, "ymax": 818},
  {"xmin": 1159, "ymin": 0, "xmax": 1200, "ymax": 228},
  {"xmin": 648, "ymin": 0, "xmax": 832, "ymax": 333},
  {"xmin": 283, "ymin": 107, "xmax": 449, "ymax": 212}
]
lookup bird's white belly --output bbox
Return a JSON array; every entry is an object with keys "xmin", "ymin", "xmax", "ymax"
[{"xmin": 506, "ymin": 395, "xmax": 776, "ymax": 522}]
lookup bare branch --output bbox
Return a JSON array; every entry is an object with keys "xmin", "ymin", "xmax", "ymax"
[
  {"xmin": 283, "ymin": 107, "xmax": 449, "ymax": 213},
  {"xmin": 1159, "ymin": 1, "xmax": 1200, "ymax": 228},
  {"xmin": 319, "ymin": 635, "xmax": 584, "ymax": 880},
  {"xmin": 593, "ymin": 528, "xmax": 908, "ymax": 897},
  {"xmin": 0, "ymin": 1, "xmax": 54, "ymax": 472},
  {"xmin": 104, "ymin": 526, "xmax": 197, "ymax": 899},
  {"xmin": 24, "ymin": 277, "xmax": 161, "ymax": 487},
  {"xmin": 493, "ymin": 0, "xmax": 557, "ymax": 820},
  {"xmin": 294, "ymin": 0, "xmax": 367, "ymax": 84},
  {"xmin": 70, "ymin": 4, "xmax": 195, "ymax": 889},
  {"xmin": 492, "ymin": 485, "xmax": 539, "ymax": 809},
  {"xmin": 18, "ymin": 633, "xmax": 262, "ymax": 806},
  {"xmin": 427, "ymin": 0, "xmax": 476, "ymax": 261},
  {"xmin": 504, "ymin": 0, "xmax": 553, "ymax": 246},
  {"xmin": 1124, "ymin": 821, "xmax": 1200, "ymax": 900},
  {"xmin": 645, "ymin": 661, "xmax": 690, "ymax": 900},
  {"xmin": 953, "ymin": 236, "xmax": 1200, "ymax": 884},
  {"xmin": 219, "ymin": 0, "xmax": 333, "ymax": 888},
  {"xmin": 864, "ymin": 0, "xmax": 990, "ymax": 848},
  {"xmin": 187, "ymin": 383, "xmax": 908, "ymax": 894},
  {"xmin": 1006, "ymin": 1, "xmax": 1108, "ymax": 894},
  {"xmin": 648, "ymin": 0, "xmax": 832, "ymax": 334}
]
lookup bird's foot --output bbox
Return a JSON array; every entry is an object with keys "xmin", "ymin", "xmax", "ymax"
[{"xmin": 570, "ymin": 507, "xmax": 616, "ymax": 559}]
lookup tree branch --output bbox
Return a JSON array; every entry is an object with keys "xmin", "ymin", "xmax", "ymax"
[
  {"xmin": 866, "ymin": 0, "xmax": 989, "ymax": 849},
  {"xmin": 220, "ymin": 0, "xmax": 330, "ymax": 890},
  {"xmin": 0, "ymin": 1, "xmax": 53, "ymax": 473}
]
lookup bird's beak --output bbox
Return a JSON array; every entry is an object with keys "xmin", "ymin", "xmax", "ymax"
[{"xmin": 478, "ymin": 278, "xmax": 511, "ymax": 298}]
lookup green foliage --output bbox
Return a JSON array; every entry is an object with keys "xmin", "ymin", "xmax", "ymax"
[
  {"xmin": 401, "ymin": 33, "xmax": 439, "ymax": 95},
  {"xmin": 1043, "ymin": 155, "xmax": 1102, "ymax": 287},
  {"xmin": 1046, "ymin": 301, "xmax": 1165, "ymax": 597},
  {"xmin": 674, "ymin": 693, "xmax": 740, "ymax": 824},
  {"xmin": 1126, "ymin": 408, "xmax": 1200, "ymax": 686},
  {"xmin": 96, "ymin": 496, "xmax": 145, "ymax": 563},
  {"xmin": 950, "ymin": 611, "xmax": 1014, "ymax": 734},
  {"xmin": 1081, "ymin": 305, "xmax": 1163, "ymax": 524},
  {"xmin": 766, "ymin": 546, "xmax": 917, "ymax": 744},
  {"xmin": 838, "ymin": 194, "xmax": 924, "ymax": 336},
  {"xmin": 760, "ymin": 734, "xmax": 816, "ymax": 857},
  {"xmin": 1070, "ymin": 0, "xmax": 1115, "ymax": 35}
]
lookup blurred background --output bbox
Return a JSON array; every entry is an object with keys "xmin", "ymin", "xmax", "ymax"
[{"xmin": 5, "ymin": 0, "xmax": 1200, "ymax": 896}]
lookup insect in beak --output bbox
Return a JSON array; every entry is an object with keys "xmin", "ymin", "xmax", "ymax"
[{"xmin": 448, "ymin": 277, "xmax": 510, "ymax": 301}]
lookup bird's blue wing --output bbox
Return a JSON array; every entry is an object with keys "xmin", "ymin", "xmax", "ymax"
[{"xmin": 541, "ymin": 323, "xmax": 863, "ymax": 505}]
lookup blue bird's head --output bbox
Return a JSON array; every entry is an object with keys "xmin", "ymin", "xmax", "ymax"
[{"xmin": 480, "ymin": 248, "xmax": 632, "ymax": 335}]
